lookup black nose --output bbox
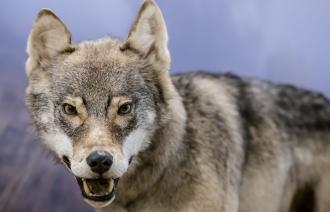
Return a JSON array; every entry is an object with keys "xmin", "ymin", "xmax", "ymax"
[{"xmin": 86, "ymin": 151, "xmax": 113, "ymax": 174}]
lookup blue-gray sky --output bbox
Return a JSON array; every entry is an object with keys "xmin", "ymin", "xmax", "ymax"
[{"xmin": 0, "ymin": 0, "xmax": 329, "ymax": 96}]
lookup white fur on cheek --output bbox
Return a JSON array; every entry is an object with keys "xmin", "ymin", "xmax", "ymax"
[
  {"xmin": 38, "ymin": 107, "xmax": 73, "ymax": 159},
  {"xmin": 107, "ymin": 129, "xmax": 149, "ymax": 178},
  {"xmin": 123, "ymin": 128, "xmax": 149, "ymax": 159},
  {"xmin": 109, "ymin": 156, "xmax": 128, "ymax": 178},
  {"xmin": 122, "ymin": 111, "xmax": 155, "ymax": 159},
  {"xmin": 42, "ymin": 129, "xmax": 98, "ymax": 178},
  {"xmin": 109, "ymin": 111, "xmax": 155, "ymax": 178},
  {"xmin": 146, "ymin": 111, "xmax": 156, "ymax": 123},
  {"xmin": 41, "ymin": 129, "xmax": 73, "ymax": 159}
]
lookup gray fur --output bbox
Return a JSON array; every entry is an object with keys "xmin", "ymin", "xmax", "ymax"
[{"xmin": 25, "ymin": 0, "xmax": 330, "ymax": 211}]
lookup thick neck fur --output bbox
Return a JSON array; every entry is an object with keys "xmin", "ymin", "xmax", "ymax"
[{"xmin": 115, "ymin": 76, "xmax": 187, "ymax": 207}]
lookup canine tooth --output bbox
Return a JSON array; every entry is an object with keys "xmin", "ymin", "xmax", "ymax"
[
  {"xmin": 82, "ymin": 179, "xmax": 92, "ymax": 195},
  {"xmin": 108, "ymin": 179, "xmax": 114, "ymax": 192}
]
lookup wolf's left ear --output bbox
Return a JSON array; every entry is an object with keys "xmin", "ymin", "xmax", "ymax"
[
  {"xmin": 121, "ymin": 0, "xmax": 170, "ymax": 71},
  {"xmin": 26, "ymin": 9, "xmax": 72, "ymax": 76}
]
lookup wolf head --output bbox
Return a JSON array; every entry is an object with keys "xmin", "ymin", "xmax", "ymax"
[{"xmin": 25, "ymin": 0, "xmax": 176, "ymax": 208}]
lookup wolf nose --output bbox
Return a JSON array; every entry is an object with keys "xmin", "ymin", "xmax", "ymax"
[{"xmin": 86, "ymin": 151, "xmax": 113, "ymax": 174}]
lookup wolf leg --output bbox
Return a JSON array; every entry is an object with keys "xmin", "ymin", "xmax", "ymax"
[
  {"xmin": 315, "ymin": 171, "xmax": 330, "ymax": 212},
  {"xmin": 239, "ymin": 139, "xmax": 291, "ymax": 212}
]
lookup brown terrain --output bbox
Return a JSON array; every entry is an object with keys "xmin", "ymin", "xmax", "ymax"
[{"xmin": 0, "ymin": 78, "xmax": 92, "ymax": 212}]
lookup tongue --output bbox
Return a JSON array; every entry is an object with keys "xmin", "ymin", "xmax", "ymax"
[{"xmin": 86, "ymin": 179, "xmax": 110, "ymax": 195}]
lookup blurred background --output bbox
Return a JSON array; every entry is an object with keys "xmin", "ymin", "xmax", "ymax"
[{"xmin": 0, "ymin": 0, "xmax": 329, "ymax": 211}]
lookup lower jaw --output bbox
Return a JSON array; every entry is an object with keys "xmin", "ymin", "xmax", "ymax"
[
  {"xmin": 82, "ymin": 189, "xmax": 115, "ymax": 202},
  {"xmin": 83, "ymin": 196, "xmax": 115, "ymax": 208}
]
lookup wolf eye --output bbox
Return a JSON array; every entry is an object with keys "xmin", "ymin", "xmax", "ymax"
[
  {"xmin": 63, "ymin": 103, "xmax": 77, "ymax": 115},
  {"xmin": 118, "ymin": 102, "xmax": 133, "ymax": 115}
]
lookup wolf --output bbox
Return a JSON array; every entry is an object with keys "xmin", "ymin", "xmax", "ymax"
[{"xmin": 25, "ymin": 0, "xmax": 330, "ymax": 211}]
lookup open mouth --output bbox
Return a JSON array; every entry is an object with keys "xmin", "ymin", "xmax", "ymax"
[{"xmin": 75, "ymin": 177, "xmax": 119, "ymax": 202}]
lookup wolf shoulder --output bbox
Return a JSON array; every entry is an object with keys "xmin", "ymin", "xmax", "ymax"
[{"xmin": 171, "ymin": 71, "xmax": 330, "ymax": 134}]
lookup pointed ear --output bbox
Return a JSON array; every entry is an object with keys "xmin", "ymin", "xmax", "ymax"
[
  {"xmin": 121, "ymin": 0, "xmax": 170, "ymax": 71},
  {"xmin": 26, "ymin": 9, "xmax": 73, "ymax": 75}
]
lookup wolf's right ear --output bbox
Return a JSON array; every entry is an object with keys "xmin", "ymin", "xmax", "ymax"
[{"xmin": 26, "ymin": 9, "xmax": 72, "ymax": 76}]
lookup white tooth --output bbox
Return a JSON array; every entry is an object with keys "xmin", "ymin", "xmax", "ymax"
[
  {"xmin": 108, "ymin": 179, "xmax": 114, "ymax": 192},
  {"xmin": 82, "ymin": 179, "xmax": 92, "ymax": 195}
]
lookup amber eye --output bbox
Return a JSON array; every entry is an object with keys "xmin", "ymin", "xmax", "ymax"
[
  {"xmin": 63, "ymin": 103, "xmax": 77, "ymax": 115},
  {"xmin": 118, "ymin": 102, "xmax": 133, "ymax": 115}
]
